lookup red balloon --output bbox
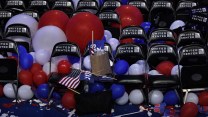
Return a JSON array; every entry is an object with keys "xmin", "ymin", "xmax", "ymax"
[
  {"xmin": 58, "ymin": 60, "xmax": 72, "ymax": 74},
  {"xmin": 0, "ymin": 84, "xmax": 3, "ymax": 97},
  {"xmin": 165, "ymin": 41, "xmax": 176, "ymax": 45},
  {"xmin": 180, "ymin": 102, "xmax": 198, "ymax": 117},
  {"xmin": 65, "ymin": 12, "xmax": 104, "ymax": 54},
  {"xmin": 114, "ymin": 5, "xmax": 143, "ymax": 28},
  {"xmin": 156, "ymin": 61, "xmax": 175, "ymax": 76},
  {"xmin": 38, "ymin": 10, "xmax": 69, "ymax": 31},
  {"xmin": 198, "ymin": 91, "xmax": 208, "ymax": 106},
  {"xmin": 33, "ymin": 70, "xmax": 47, "ymax": 87},
  {"xmin": 120, "ymin": 38, "xmax": 134, "ymax": 44},
  {"xmin": 61, "ymin": 91, "xmax": 76, "ymax": 109},
  {"xmin": 30, "ymin": 63, "xmax": 42, "ymax": 74},
  {"xmin": 18, "ymin": 70, "xmax": 33, "ymax": 86}
]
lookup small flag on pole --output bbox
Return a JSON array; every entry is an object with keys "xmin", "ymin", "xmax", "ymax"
[
  {"xmin": 58, "ymin": 69, "xmax": 82, "ymax": 89},
  {"xmin": 80, "ymin": 70, "xmax": 115, "ymax": 83}
]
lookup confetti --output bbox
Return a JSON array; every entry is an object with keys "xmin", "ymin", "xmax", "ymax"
[
  {"xmin": 39, "ymin": 103, "xmax": 47, "ymax": 107},
  {"xmin": 68, "ymin": 109, "xmax": 75, "ymax": 117},
  {"xmin": 1, "ymin": 113, "xmax": 8, "ymax": 117},
  {"xmin": 56, "ymin": 105, "xmax": 63, "ymax": 108},
  {"xmin": 2, "ymin": 103, "xmax": 14, "ymax": 108},
  {"xmin": 147, "ymin": 111, "xmax": 152, "ymax": 117},
  {"xmin": 111, "ymin": 109, "xmax": 115, "ymax": 113},
  {"xmin": 33, "ymin": 99, "xmax": 41, "ymax": 103},
  {"xmin": 29, "ymin": 100, "xmax": 32, "ymax": 104},
  {"xmin": 10, "ymin": 115, "xmax": 16, "ymax": 117}
]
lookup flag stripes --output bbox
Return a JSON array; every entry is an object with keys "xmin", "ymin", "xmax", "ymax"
[{"xmin": 58, "ymin": 69, "xmax": 81, "ymax": 89}]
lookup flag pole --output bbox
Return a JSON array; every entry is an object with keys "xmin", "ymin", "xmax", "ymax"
[
  {"xmin": 68, "ymin": 88, "xmax": 80, "ymax": 95},
  {"xmin": 91, "ymin": 30, "xmax": 95, "ymax": 55}
]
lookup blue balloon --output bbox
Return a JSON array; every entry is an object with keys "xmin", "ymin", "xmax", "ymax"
[
  {"xmin": 99, "ymin": 0, "xmax": 104, "ymax": 5},
  {"xmin": 164, "ymin": 90, "xmax": 180, "ymax": 106},
  {"xmin": 140, "ymin": 22, "xmax": 151, "ymax": 34},
  {"xmin": 36, "ymin": 84, "xmax": 50, "ymax": 99},
  {"xmin": 20, "ymin": 53, "xmax": 33, "ymax": 70},
  {"xmin": 102, "ymin": 36, "xmax": 107, "ymax": 43},
  {"xmin": 68, "ymin": 55, "xmax": 80, "ymax": 64},
  {"xmin": 18, "ymin": 45, "xmax": 27, "ymax": 55},
  {"xmin": 89, "ymin": 82, "xmax": 104, "ymax": 93},
  {"xmin": 154, "ymin": 41, "xmax": 165, "ymax": 44},
  {"xmin": 114, "ymin": 60, "xmax": 129, "ymax": 75},
  {"xmin": 52, "ymin": 92, "xmax": 61, "ymax": 100},
  {"xmin": 134, "ymin": 38, "xmax": 146, "ymax": 44},
  {"xmin": 121, "ymin": 0, "xmax": 128, "ymax": 5},
  {"xmin": 111, "ymin": 84, "xmax": 125, "ymax": 99},
  {"xmin": 112, "ymin": 50, "xmax": 116, "ymax": 57}
]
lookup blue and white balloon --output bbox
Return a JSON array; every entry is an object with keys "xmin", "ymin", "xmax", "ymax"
[
  {"xmin": 83, "ymin": 55, "xmax": 91, "ymax": 70},
  {"xmin": 107, "ymin": 38, "xmax": 120, "ymax": 51},
  {"xmin": 128, "ymin": 64, "xmax": 145, "ymax": 75},
  {"xmin": 116, "ymin": 92, "xmax": 129, "ymax": 105},
  {"xmin": 104, "ymin": 30, "xmax": 112, "ymax": 41}
]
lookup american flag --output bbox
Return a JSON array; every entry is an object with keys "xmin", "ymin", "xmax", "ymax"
[{"xmin": 58, "ymin": 69, "xmax": 82, "ymax": 89}]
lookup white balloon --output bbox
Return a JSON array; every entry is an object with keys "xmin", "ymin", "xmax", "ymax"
[
  {"xmin": 0, "ymin": 54, "xmax": 4, "ymax": 58},
  {"xmin": 72, "ymin": 0, "xmax": 80, "ymax": 9},
  {"xmin": 136, "ymin": 60, "xmax": 149, "ymax": 72},
  {"xmin": 29, "ymin": 52, "xmax": 36, "ymax": 63},
  {"xmin": 171, "ymin": 65, "xmax": 183, "ymax": 76},
  {"xmin": 185, "ymin": 93, "xmax": 198, "ymax": 104},
  {"xmin": 7, "ymin": 52, "xmax": 13, "ymax": 57},
  {"xmin": 128, "ymin": 64, "xmax": 145, "ymax": 75},
  {"xmin": 32, "ymin": 26, "xmax": 67, "ymax": 54},
  {"xmin": 104, "ymin": 30, "xmax": 112, "ymax": 41},
  {"xmin": 72, "ymin": 62, "xmax": 81, "ymax": 69},
  {"xmin": 5, "ymin": 14, "xmax": 38, "ymax": 37},
  {"xmin": 95, "ymin": 0, "xmax": 100, "ymax": 6},
  {"xmin": 83, "ymin": 55, "xmax": 91, "ymax": 70},
  {"xmin": 148, "ymin": 70, "xmax": 162, "ymax": 75},
  {"xmin": 129, "ymin": 89, "xmax": 144, "ymax": 105},
  {"xmin": 35, "ymin": 49, "xmax": 50, "ymax": 65},
  {"xmin": 43, "ymin": 62, "xmax": 57, "ymax": 75},
  {"xmin": 116, "ymin": 92, "xmax": 129, "ymax": 105},
  {"xmin": 51, "ymin": 56, "xmax": 68, "ymax": 66},
  {"xmin": 107, "ymin": 38, "xmax": 120, "ymax": 51},
  {"xmin": 136, "ymin": 60, "xmax": 146, "ymax": 65},
  {"xmin": 3, "ymin": 83, "xmax": 17, "ymax": 99},
  {"xmin": 170, "ymin": 20, "xmax": 185, "ymax": 30},
  {"xmin": 18, "ymin": 85, "xmax": 34, "ymax": 100},
  {"xmin": 149, "ymin": 90, "xmax": 164, "ymax": 105}
]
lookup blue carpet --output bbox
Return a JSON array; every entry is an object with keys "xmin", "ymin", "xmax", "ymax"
[{"xmin": 0, "ymin": 98, "xmax": 207, "ymax": 117}]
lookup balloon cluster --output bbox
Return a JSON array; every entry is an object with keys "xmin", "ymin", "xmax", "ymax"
[
  {"xmin": 84, "ymin": 83, "xmax": 145, "ymax": 106},
  {"xmin": 2, "ymin": 83, "xmax": 33, "ymax": 100},
  {"xmin": 148, "ymin": 61, "xmax": 183, "ymax": 77},
  {"xmin": 1, "ymin": 1, "xmax": 207, "ymax": 116},
  {"xmin": 149, "ymin": 90, "xmax": 180, "ymax": 106},
  {"xmin": 116, "ymin": 89, "xmax": 144, "ymax": 105},
  {"xmin": 113, "ymin": 60, "xmax": 146, "ymax": 75},
  {"xmin": 185, "ymin": 91, "xmax": 208, "ymax": 106}
]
